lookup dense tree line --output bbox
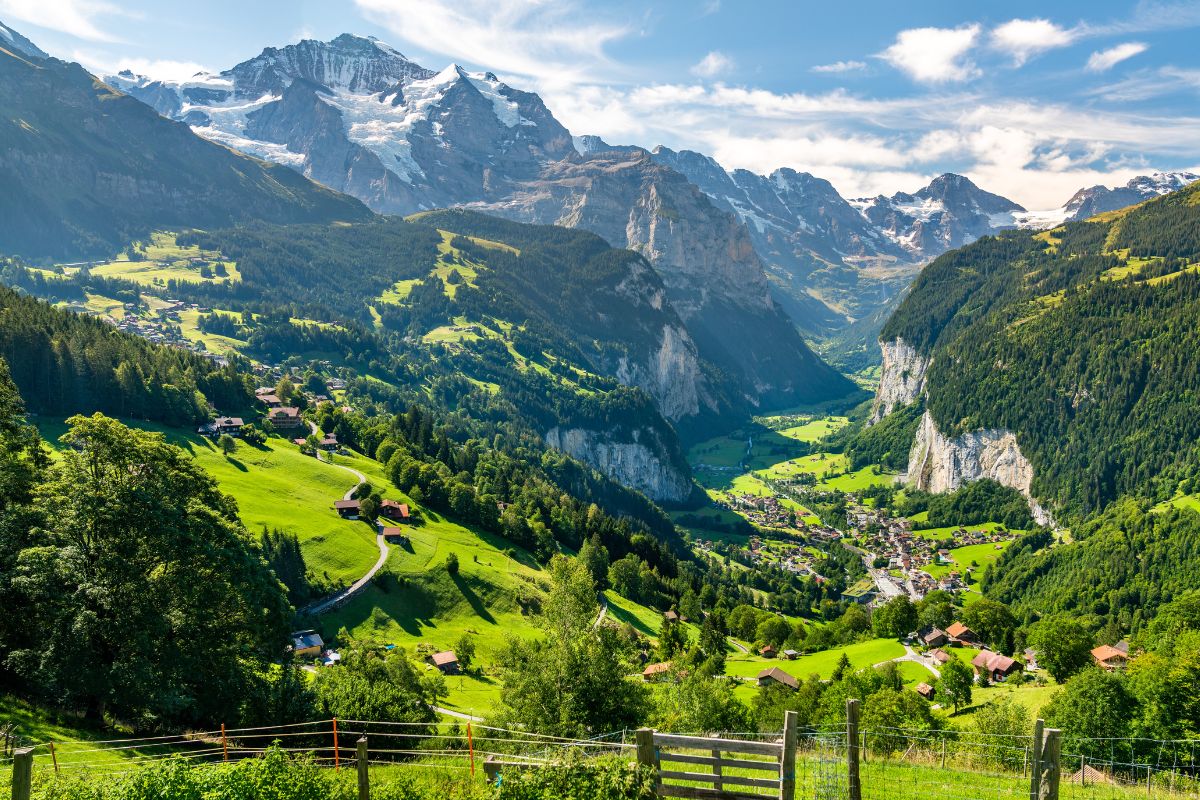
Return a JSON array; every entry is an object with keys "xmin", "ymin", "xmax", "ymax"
[
  {"xmin": 898, "ymin": 479, "xmax": 1035, "ymax": 531},
  {"xmin": 0, "ymin": 285, "xmax": 251, "ymax": 425}
]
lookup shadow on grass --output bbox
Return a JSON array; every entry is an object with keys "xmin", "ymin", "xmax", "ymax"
[
  {"xmin": 224, "ymin": 456, "xmax": 248, "ymax": 472},
  {"xmin": 603, "ymin": 594, "xmax": 657, "ymax": 637},
  {"xmin": 451, "ymin": 572, "xmax": 496, "ymax": 625}
]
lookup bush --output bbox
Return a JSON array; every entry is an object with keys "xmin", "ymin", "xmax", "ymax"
[{"xmin": 496, "ymin": 757, "xmax": 656, "ymax": 800}]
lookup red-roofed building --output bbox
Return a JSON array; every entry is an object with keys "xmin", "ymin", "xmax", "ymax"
[
  {"xmin": 972, "ymin": 650, "xmax": 1022, "ymax": 682},
  {"xmin": 1091, "ymin": 645, "xmax": 1129, "ymax": 671},
  {"xmin": 380, "ymin": 499, "xmax": 411, "ymax": 521},
  {"xmin": 946, "ymin": 622, "xmax": 979, "ymax": 645},
  {"xmin": 430, "ymin": 650, "xmax": 460, "ymax": 675}
]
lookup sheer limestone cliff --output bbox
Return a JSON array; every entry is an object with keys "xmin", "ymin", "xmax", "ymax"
[
  {"xmin": 869, "ymin": 338, "xmax": 930, "ymax": 424},
  {"xmin": 544, "ymin": 427, "xmax": 693, "ymax": 503},
  {"xmin": 907, "ymin": 410, "xmax": 1054, "ymax": 526}
]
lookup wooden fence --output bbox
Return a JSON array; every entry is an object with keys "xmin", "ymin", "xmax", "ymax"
[
  {"xmin": 634, "ymin": 710, "xmax": 798, "ymax": 800},
  {"xmin": 2, "ymin": 702, "xmax": 1073, "ymax": 800}
]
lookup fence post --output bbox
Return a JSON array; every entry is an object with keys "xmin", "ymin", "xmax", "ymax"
[
  {"xmin": 332, "ymin": 718, "xmax": 340, "ymax": 771},
  {"xmin": 357, "ymin": 737, "xmax": 369, "ymax": 800},
  {"xmin": 847, "ymin": 699, "xmax": 861, "ymax": 800},
  {"xmin": 1040, "ymin": 729, "xmax": 1061, "ymax": 800},
  {"xmin": 781, "ymin": 710, "xmax": 797, "ymax": 800},
  {"xmin": 635, "ymin": 728, "xmax": 657, "ymax": 786},
  {"xmin": 11, "ymin": 746, "xmax": 33, "ymax": 800},
  {"xmin": 1029, "ymin": 718, "xmax": 1044, "ymax": 800},
  {"xmin": 48, "ymin": 741, "xmax": 59, "ymax": 774}
]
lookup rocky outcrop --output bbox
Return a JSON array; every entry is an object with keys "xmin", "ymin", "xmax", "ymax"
[
  {"xmin": 907, "ymin": 411, "xmax": 1054, "ymax": 526},
  {"xmin": 544, "ymin": 427, "xmax": 693, "ymax": 503},
  {"xmin": 869, "ymin": 338, "xmax": 930, "ymax": 424},
  {"xmin": 615, "ymin": 324, "xmax": 705, "ymax": 422}
]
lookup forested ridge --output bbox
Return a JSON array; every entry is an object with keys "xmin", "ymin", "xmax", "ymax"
[
  {"xmin": 0, "ymin": 284, "xmax": 250, "ymax": 424},
  {"xmin": 880, "ymin": 181, "xmax": 1200, "ymax": 514}
]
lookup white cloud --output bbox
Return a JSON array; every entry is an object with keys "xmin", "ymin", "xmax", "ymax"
[
  {"xmin": 990, "ymin": 18, "xmax": 1077, "ymax": 66},
  {"xmin": 1087, "ymin": 41, "xmax": 1148, "ymax": 71},
  {"xmin": 879, "ymin": 24, "xmax": 981, "ymax": 83},
  {"xmin": 811, "ymin": 60, "xmax": 867, "ymax": 74},
  {"xmin": 110, "ymin": 57, "xmax": 210, "ymax": 82},
  {"xmin": 0, "ymin": 0, "xmax": 124, "ymax": 42},
  {"xmin": 700, "ymin": 0, "xmax": 720, "ymax": 16},
  {"xmin": 353, "ymin": 0, "xmax": 630, "ymax": 88},
  {"xmin": 691, "ymin": 50, "xmax": 733, "ymax": 78}
]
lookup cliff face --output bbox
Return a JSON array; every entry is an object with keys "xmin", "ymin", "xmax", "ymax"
[
  {"xmin": 544, "ymin": 426, "xmax": 693, "ymax": 503},
  {"xmin": 869, "ymin": 338, "xmax": 930, "ymax": 424},
  {"xmin": 907, "ymin": 411, "xmax": 1054, "ymax": 526},
  {"xmin": 614, "ymin": 324, "xmax": 706, "ymax": 422}
]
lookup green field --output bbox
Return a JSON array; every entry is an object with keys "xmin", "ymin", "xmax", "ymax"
[
  {"xmin": 724, "ymin": 638, "xmax": 906, "ymax": 682},
  {"xmin": 922, "ymin": 541, "xmax": 1013, "ymax": 579},
  {"xmin": 70, "ymin": 231, "xmax": 240, "ymax": 287},
  {"xmin": 775, "ymin": 416, "xmax": 849, "ymax": 443}
]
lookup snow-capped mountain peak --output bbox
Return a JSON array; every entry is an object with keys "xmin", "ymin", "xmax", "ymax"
[{"xmin": 0, "ymin": 18, "xmax": 48, "ymax": 59}]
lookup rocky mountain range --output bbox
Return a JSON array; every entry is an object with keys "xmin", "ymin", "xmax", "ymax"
[
  {"xmin": 54, "ymin": 30, "xmax": 1200, "ymax": 369},
  {"xmin": 105, "ymin": 33, "xmax": 853, "ymax": 413},
  {"xmin": 0, "ymin": 37, "xmax": 371, "ymax": 259}
]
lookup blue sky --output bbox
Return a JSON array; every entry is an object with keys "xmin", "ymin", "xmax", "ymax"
[{"xmin": 4, "ymin": 0, "xmax": 1200, "ymax": 208}]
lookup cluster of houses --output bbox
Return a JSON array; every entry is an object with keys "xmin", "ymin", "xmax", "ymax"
[
  {"xmin": 719, "ymin": 493, "xmax": 799, "ymax": 530},
  {"xmin": 290, "ymin": 630, "xmax": 462, "ymax": 675}
]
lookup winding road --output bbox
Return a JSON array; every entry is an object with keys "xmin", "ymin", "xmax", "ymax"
[{"xmin": 301, "ymin": 438, "xmax": 390, "ymax": 617}]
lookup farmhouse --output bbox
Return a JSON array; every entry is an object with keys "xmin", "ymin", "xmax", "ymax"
[
  {"xmin": 258, "ymin": 394, "xmax": 282, "ymax": 408},
  {"xmin": 380, "ymin": 499, "xmax": 411, "ymax": 521},
  {"xmin": 642, "ymin": 662, "xmax": 673, "ymax": 682},
  {"xmin": 1091, "ymin": 644, "xmax": 1129, "ymax": 671},
  {"xmin": 946, "ymin": 622, "xmax": 979, "ymax": 645},
  {"xmin": 756, "ymin": 667, "xmax": 799, "ymax": 689},
  {"xmin": 199, "ymin": 416, "xmax": 244, "ymax": 436},
  {"xmin": 291, "ymin": 630, "xmax": 324, "ymax": 658},
  {"xmin": 334, "ymin": 499, "xmax": 361, "ymax": 518},
  {"xmin": 318, "ymin": 435, "xmax": 339, "ymax": 451},
  {"xmin": 663, "ymin": 610, "xmax": 679, "ymax": 623},
  {"xmin": 760, "ymin": 644, "xmax": 777, "ymax": 658},
  {"xmin": 972, "ymin": 650, "xmax": 1022, "ymax": 682},
  {"xmin": 921, "ymin": 627, "xmax": 949, "ymax": 648},
  {"xmin": 430, "ymin": 651, "xmax": 460, "ymax": 675},
  {"xmin": 268, "ymin": 407, "xmax": 304, "ymax": 429}
]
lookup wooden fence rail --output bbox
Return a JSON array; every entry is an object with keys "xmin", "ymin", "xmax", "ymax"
[{"xmin": 636, "ymin": 711, "xmax": 798, "ymax": 800}]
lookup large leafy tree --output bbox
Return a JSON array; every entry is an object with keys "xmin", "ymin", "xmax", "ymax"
[
  {"xmin": 496, "ymin": 556, "xmax": 650, "ymax": 737},
  {"xmin": 1028, "ymin": 617, "xmax": 1094, "ymax": 684},
  {"xmin": 872, "ymin": 596, "xmax": 918, "ymax": 639},
  {"xmin": 7, "ymin": 414, "xmax": 290, "ymax": 728},
  {"xmin": 940, "ymin": 657, "xmax": 974, "ymax": 713}
]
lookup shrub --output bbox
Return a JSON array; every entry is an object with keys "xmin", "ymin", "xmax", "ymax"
[{"xmin": 496, "ymin": 757, "xmax": 656, "ymax": 800}]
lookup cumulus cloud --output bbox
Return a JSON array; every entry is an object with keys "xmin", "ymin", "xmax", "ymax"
[
  {"xmin": 1087, "ymin": 41, "xmax": 1148, "ymax": 71},
  {"xmin": 990, "ymin": 18, "xmax": 1077, "ymax": 66},
  {"xmin": 0, "ymin": 0, "xmax": 125, "ymax": 42},
  {"xmin": 879, "ymin": 24, "xmax": 981, "ymax": 83},
  {"xmin": 691, "ymin": 50, "xmax": 733, "ymax": 78},
  {"xmin": 354, "ymin": 0, "xmax": 629, "ymax": 87},
  {"xmin": 811, "ymin": 60, "xmax": 867, "ymax": 74}
]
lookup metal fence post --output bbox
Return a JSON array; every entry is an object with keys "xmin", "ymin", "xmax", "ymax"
[
  {"xmin": 847, "ymin": 699, "xmax": 862, "ymax": 800},
  {"xmin": 1040, "ymin": 729, "xmax": 1062, "ymax": 800},
  {"xmin": 11, "ymin": 746, "xmax": 33, "ymax": 800},
  {"xmin": 357, "ymin": 737, "xmax": 369, "ymax": 800},
  {"xmin": 781, "ymin": 710, "xmax": 797, "ymax": 800},
  {"xmin": 1029, "ymin": 718, "xmax": 1044, "ymax": 800}
]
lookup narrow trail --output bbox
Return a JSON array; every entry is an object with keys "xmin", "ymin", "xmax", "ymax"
[
  {"xmin": 433, "ymin": 706, "xmax": 484, "ymax": 723},
  {"xmin": 301, "ymin": 433, "xmax": 389, "ymax": 617},
  {"xmin": 592, "ymin": 594, "xmax": 609, "ymax": 630},
  {"xmin": 875, "ymin": 644, "xmax": 941, "ymax": 679}
]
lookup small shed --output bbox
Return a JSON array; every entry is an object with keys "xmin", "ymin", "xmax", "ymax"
[
  {"xmin": 915, "ymin": 682, "xmax": 935, "ymax": 700},
  {"xmin": 430, "ymin": 650, "xmax": 460, "ymax": 675}
]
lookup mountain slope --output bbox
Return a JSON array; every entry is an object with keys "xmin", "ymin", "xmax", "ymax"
[
  {"xmin": 100, "ymin": 35, "xmax": 856, "ymax": 408},
  {"xmin": 1061, "ymin": 172, "xmax": 1200, "ymax": 222},
  {"xmin": 0, "ymin": 17, "xmax": 47, "ymax": 59},
  {"xmin": 0, "ymin": 45, "xmax": 372, "ymax": 259},
  {"xmin": 871, "ymin": 179, "xmax": 1200, "ymax": 519}
]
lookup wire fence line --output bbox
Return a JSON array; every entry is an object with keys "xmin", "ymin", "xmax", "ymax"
[{"xmin": 4, "ymin": 706, "xmax": 1200, "ymax": 800}]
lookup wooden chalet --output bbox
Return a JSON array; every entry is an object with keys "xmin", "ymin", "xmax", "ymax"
[
  {"xmin": 380, "ymin": 499, "xmax": 411, "ymax": 522},
  {"xmin": 381, "ymin": 526, "xmax": 408, "ymax": 544},
  {"xmin": 756, "ymin": 667, "xmax": 799, "ymax": 689},
  {"xmin": 915, "ymin": 682, "xmax": 935, "ymax": 700},
  {"xmin": 268, "ymin": 407, "xmax": 304, "ymax": 429},
  {"xmin": 333, "ymin": 499, "xmax": 361, "ymax": 518},
  {"xmin": 1091, "ymin": 644, "xmax": 1129, "ymax": 671},
  {"xmin": 642, "ymin": 662, "xmax": 673, "ymax": 682},
  {"xmin": 946, "ymin": 622, "xmax": 979, "ymax": 645},
  {"xmin": 972, "ymin": 650, "xmax": 1022, "ymax": 682}
]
